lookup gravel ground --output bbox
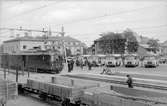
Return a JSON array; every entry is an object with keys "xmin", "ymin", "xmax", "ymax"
[
  {"xmin": 0, "ymin": 64, "xmax": 167, "ymax": 106},
  {"xmin": 6, "ymin": 95, "xmax": 54, "ymax": 106}
]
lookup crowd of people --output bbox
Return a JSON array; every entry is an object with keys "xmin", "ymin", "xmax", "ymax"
[{"xmin": 67, "ymin": 58, "xmax": 93, "ymax": 73}]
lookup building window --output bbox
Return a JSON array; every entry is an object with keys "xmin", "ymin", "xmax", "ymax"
[
  {"xmin": 75, "ymin": 42, "xmax": 79, "ymax": 45},
  {"xmin": 23, "ymin": 45, "xmax": 27, "ymax": 49}
]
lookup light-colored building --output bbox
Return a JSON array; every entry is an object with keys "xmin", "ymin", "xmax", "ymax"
[
  {"xmin": 160, "ymin": 41, "xmax": 167, "ymax": 56},
  {"xmin": 44, "ymin": 36, "xmax": 86, "ymax": 55},
  {"xmin": 3, "ymin": 37, "xmax": 44, "ymax": 54},
  {"xmin": 3, "ymin": 36, "xmax": 87, "ymax": 56}
]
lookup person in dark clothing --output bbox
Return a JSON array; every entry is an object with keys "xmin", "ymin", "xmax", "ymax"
[
  {"xmin": 80, "ymin": 59, "xmax": 83, "ymax": 69},
  {"xmin": 88, "ymin": 61, "xmax": 92, "ymax": 70},
  {"xmin": 71, "ymin": 59, "xmax": 74, "ymax": 71},
  {"xmin": 76, "ymin": 59, "xmax": 80, "ymax": 66},
  {"xmin": 67, "ymin": 60, "xmax": 71, "ymax": 72},
  {"xmin": 75, "ymin": 98, "xmax": 82, "ymax": 106},
  {"xmin": 62, "ymin": 98, "xmax": 70, "ymax": 106},
  {"xmin": 126, "ymin": 75, "xmax": 133, "ymax": 88}
]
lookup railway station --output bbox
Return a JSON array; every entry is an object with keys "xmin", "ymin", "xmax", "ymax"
[{"xmin": 1, "ymin": 0, "xmax": 167, "ymax": 106}]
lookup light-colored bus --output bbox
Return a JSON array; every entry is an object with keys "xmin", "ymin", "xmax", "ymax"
[
  {"xmin": 124, "ymin": 54, "xmax": 139, "ymax": 67},
  {"xmin": 143, "ymin": 55, "xmax": 159, "ymax": 68},
  {"xmin": 105, "ymin": 54, "xmax": 122, "ymax": 67}
]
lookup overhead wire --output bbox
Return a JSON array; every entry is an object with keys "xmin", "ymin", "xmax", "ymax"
[
  {"xmin": 53, "ymin": 4, "xmax": 167, "ymax": 27},
  {"xmin": 72, "ymin": 24, "xmax": 167, "ymax": 37},
  {"xmin": 1, "ymin": 2, "xmax": 167, "ymax": 42},
  {"xmin": 3, "ymin": 1, "xmax": 63, "ymax": 21}
]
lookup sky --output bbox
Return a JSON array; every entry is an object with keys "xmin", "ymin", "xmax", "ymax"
[{"xmin": 0, "ymin": 0, "xmax": 167, "ymax": 46}]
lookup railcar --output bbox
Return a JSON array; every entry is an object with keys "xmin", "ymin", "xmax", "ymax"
[
  {"xmin": 0, "ymin": 52, "xmax": 64, "ymax": 74},
  {"xmin": 19, "ymin": 77, "xmax": 167, "ymax": 106},
  {"xmin": 19, "ymin": 76, "xmax": 99, "ymax": 106}
]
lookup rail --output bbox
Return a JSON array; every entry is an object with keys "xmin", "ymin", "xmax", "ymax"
[{"xmin": 63, "ymin": 74, "xmax": 167, "ymax": 91}]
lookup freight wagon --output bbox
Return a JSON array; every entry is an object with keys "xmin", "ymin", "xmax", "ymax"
[
  {"xmin": 19, "ymin": 76, "xmax": 100, "ymax": 105},
  {"xmin": 0, "ymin": 52, "xmax": 64, "ymax": 74},
  {"xmin": 18, "ymin": 76, "xmax": 167, "ymax": 106}
]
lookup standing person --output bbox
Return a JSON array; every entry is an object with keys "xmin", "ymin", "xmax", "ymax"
[
  {"xmin": 76, "ymin": 59, "xmax": 80, "ymax": 66},
  {"xmin": 67, "ymin": 60, "xmax": 71, "ymax": 72},
  {"xmin": 126, "ymin": 75, "xmax": 133, "ymax": 88},
  {"xmin": 75, "ymin": 98, "xmax": 82, "ymax": 106},
  {"xmin": 71, "ymin": 59, "xmax": 74, "ymax": 71},
  {"xmin": 88, "ymin": 61, "xmax": 92, "ymax": 70},
  {"xmin": 80, "ymin": 59, "xmax": 83, "ymax": 70}
]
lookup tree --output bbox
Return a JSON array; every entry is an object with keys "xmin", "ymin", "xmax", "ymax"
[
  {"xmin": 98, "ymin": 32, "xmax": 126, "ymax": 54},
  {"xmin": 96, "ymin": 29, "xmax": 139, "ymax": 54},
  {"xmin": 147, "ymin": 39, "xmax": 159, "ymax": 53},
  {"xmin": 123, "ymin": 29, "xmax": 139, "ymax": 53}
]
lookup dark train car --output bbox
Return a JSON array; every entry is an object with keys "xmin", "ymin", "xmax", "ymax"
[{"xmin": 0, "ymin": 52, "xmax": 64, "ymax": 74}]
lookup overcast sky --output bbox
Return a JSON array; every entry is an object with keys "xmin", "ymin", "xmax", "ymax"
[{"xmin": 0, "ymin": 0, "xmax": 167, "ymax": 46}]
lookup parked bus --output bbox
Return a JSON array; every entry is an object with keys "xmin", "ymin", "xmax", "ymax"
[
  {"xmin": 124, "ymin": 54, "xmax": 139, "ymax": 67},
  {"xmin": 96, "ymin": 54, "xmax": 106, "ymax": 66},
  {"xmin": 105, "ymin": 54, "xmax": 122, "ymax": 67},
  {"xmin": 143, "ymin": 55, "xmax": 159, "ymax": 68}
]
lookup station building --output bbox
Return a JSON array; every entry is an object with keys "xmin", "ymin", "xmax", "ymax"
[{"xmin": 2, "ymin": 35, "xmax": 87, "ymax": 56}]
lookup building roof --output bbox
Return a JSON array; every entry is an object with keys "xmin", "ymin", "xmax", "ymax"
[
  {"xmin": 161, "ymin": 40, "xmax": 167, "ymax": 47},
  {"xmin": 139, "ymin": 44, "xmax": 150, "ymax": 48},
  {"xmin": 46, "ymin": 36, "xmax": 81, "ymax": 42},
  {"xmin": 3, "ymin": 35, "xmax": 87, "ymax": 47},
  {"xmin": 3, "ymin": 36, "xmax": 43, "ymax": 43},
  {"xmin": 136, "ymin": 35, "xmax": 150, "ymax": 44}
]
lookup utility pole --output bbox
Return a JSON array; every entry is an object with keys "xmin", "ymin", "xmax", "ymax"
[
  {"xmin": 61, "ymin": 26, "xmax": 65, "ymax": 37},
  {"xmin": 3, "ymin": 68, "xmax": 6, "ymax": 80},
  {"xmin": 60, "ymin": 26, "xmax": 68, "ymax": 72},
  {"xmin": 3, "ymin": 54, "xmax": 7, "ymax": 80},
  {"xmin": 16, "ymin": 65, "xmax": 18, "ymax": 83}
]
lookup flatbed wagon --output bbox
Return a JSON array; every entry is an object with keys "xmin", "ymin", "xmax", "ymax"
[{"xmin": 19, "ymin": 76, "xmax": 100, "ymax": 105}]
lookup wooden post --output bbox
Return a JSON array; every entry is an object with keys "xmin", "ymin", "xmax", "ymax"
[
  {"xmin": 3, "ymin": 68, "xmax": 6, "ymax": 80},
  {"xmin": 16, "ymin": 65, "xmax": 18, "ymax": 83},
  {"xmin": 22, "ymin": 61, "xmax": 24, "ymax": 76},
  {"xmin": 71, "ymin": 79, "xmax": 74, "ymax": 86},
  {"xmin": 51, "ymin": 77, "xmax": 55, "ymax": 83},
  {"xmin": 28, "ymin": 69, "xmax": 30, "ymax": 78},
  {"xmin": 26, "ymin": 55, "xmax": 30, "ymax": 78}
]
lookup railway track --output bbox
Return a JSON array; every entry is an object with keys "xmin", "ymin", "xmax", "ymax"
[{"xmin": 63, "ymin": 74, "xmax": 167, "ymax": 91}]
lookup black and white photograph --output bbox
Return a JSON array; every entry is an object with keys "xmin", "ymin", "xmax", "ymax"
[{"xmin": 0, "ymin": 0, "xmax": 167, "ymax": 106}]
